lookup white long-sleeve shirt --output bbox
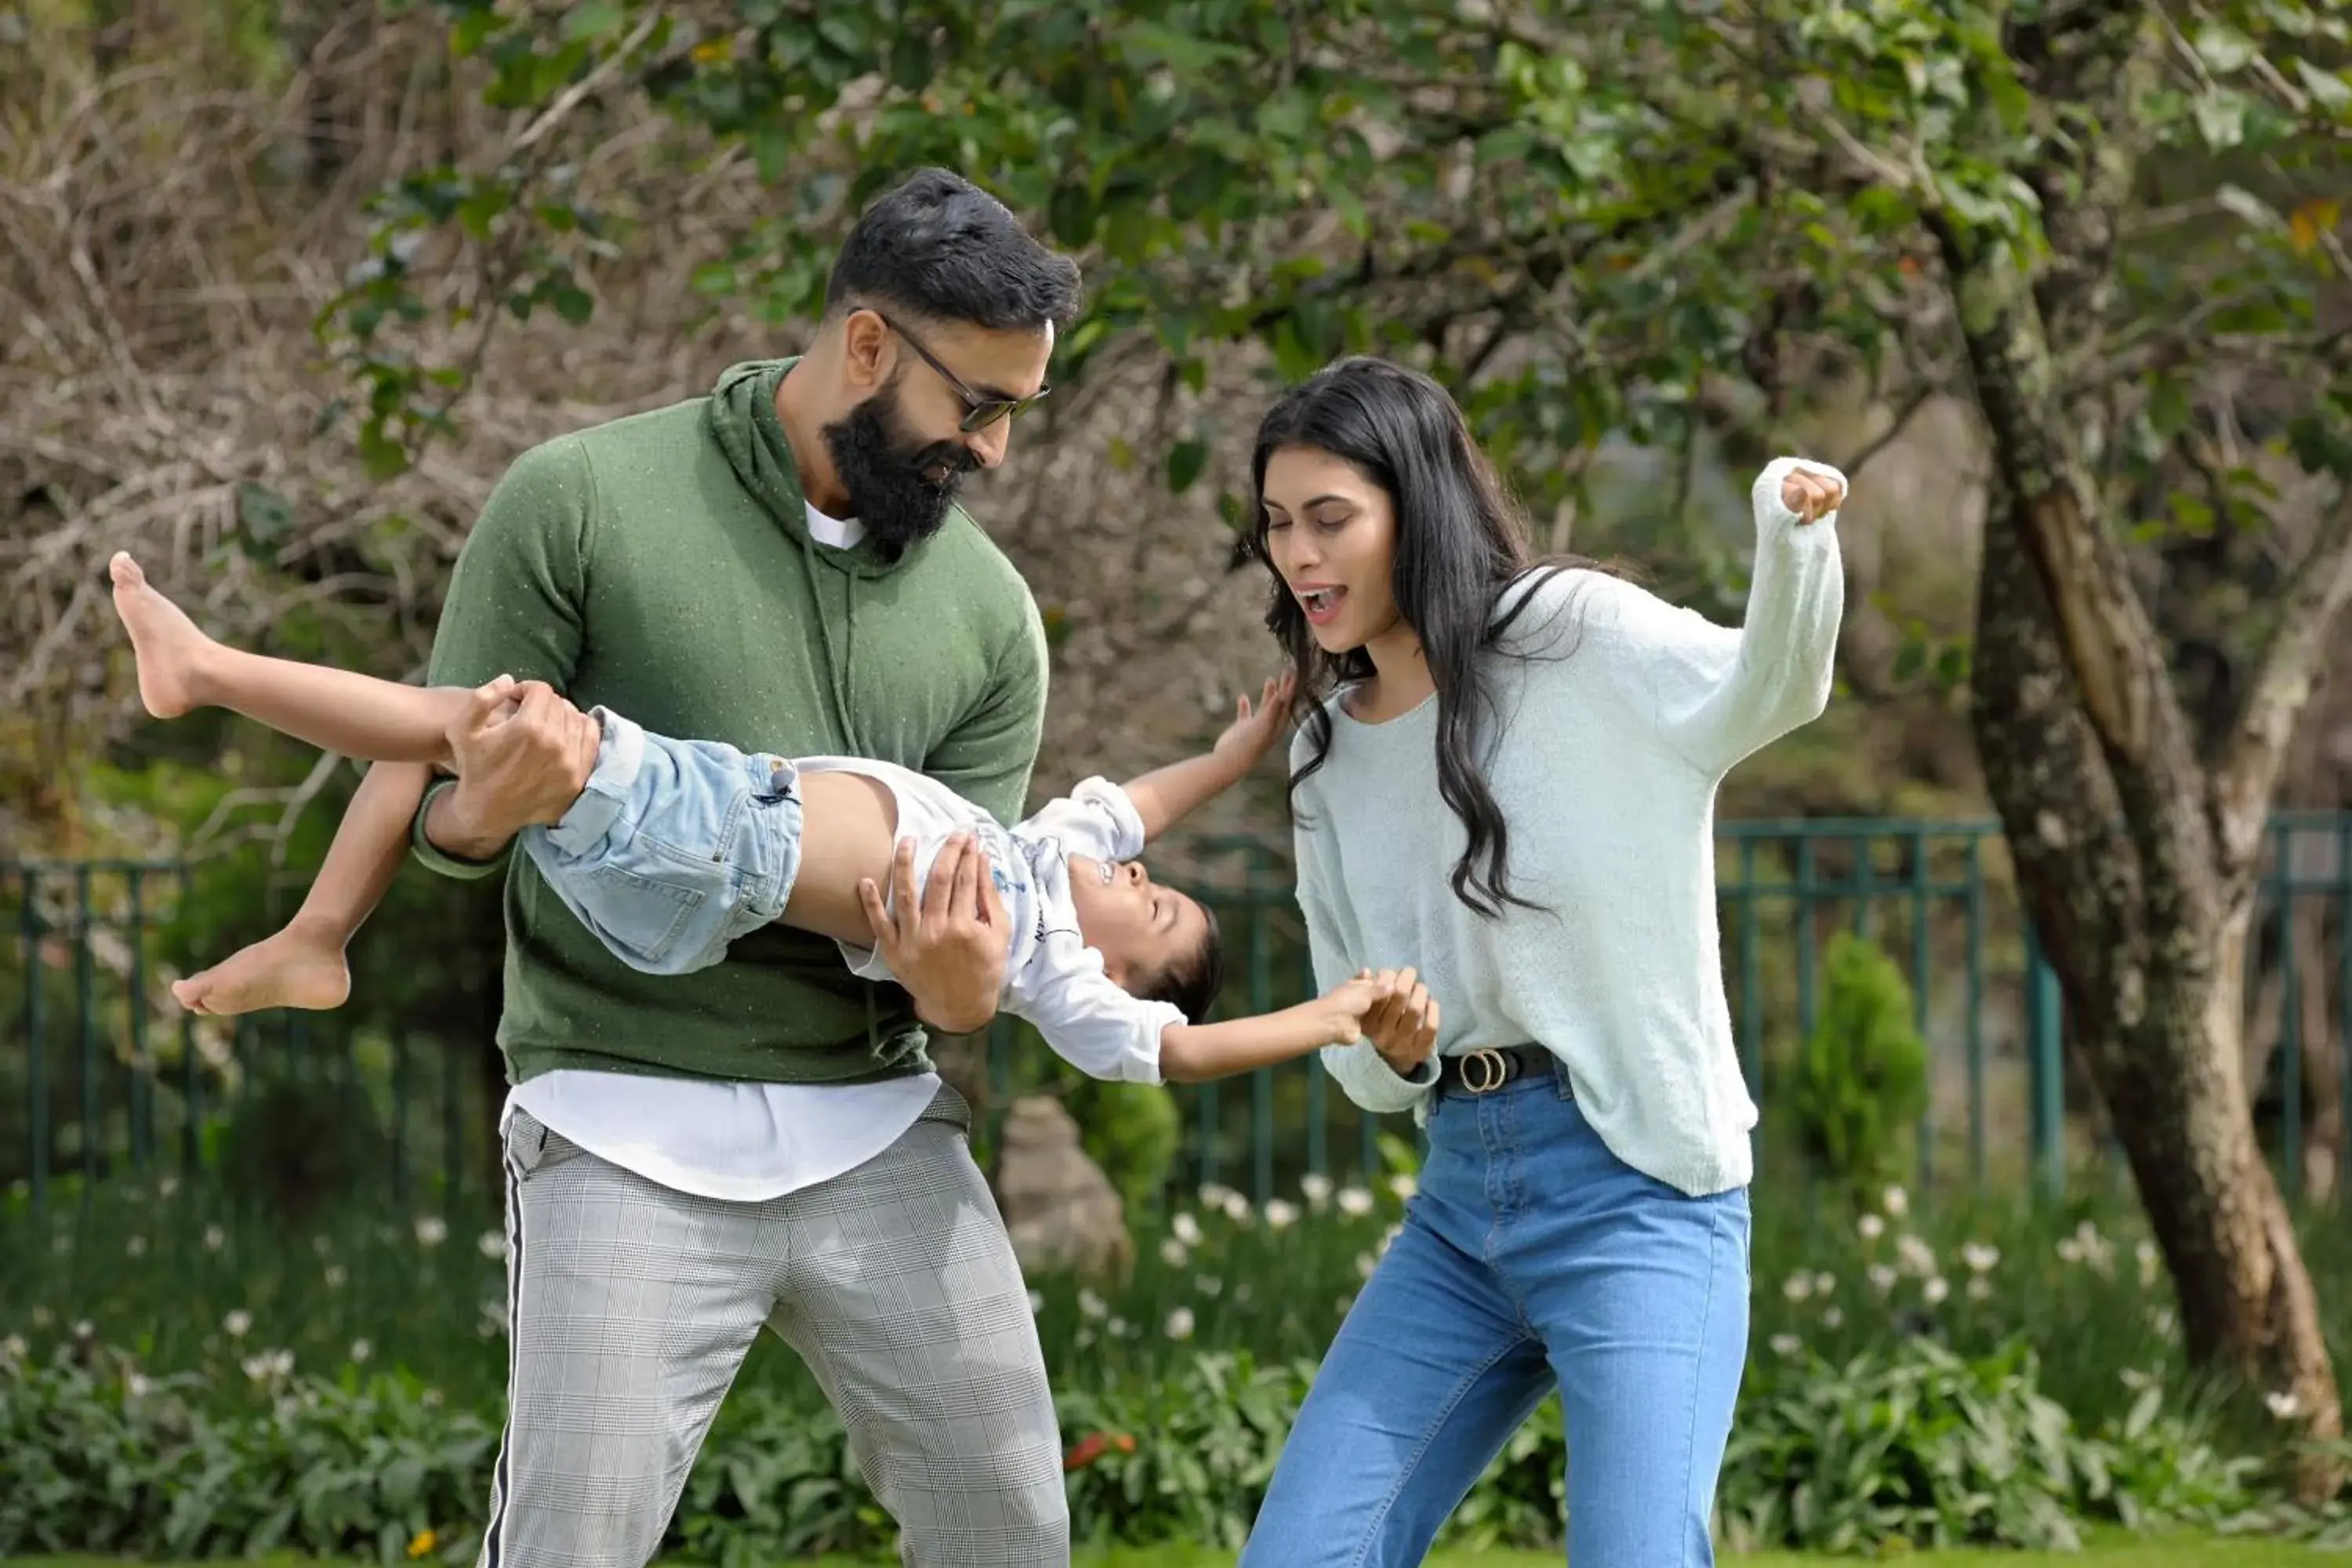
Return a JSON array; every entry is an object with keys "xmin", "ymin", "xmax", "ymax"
[{"xmin": 1295, "ymin": 457, "xmax": 1846, "ymax": 1196}]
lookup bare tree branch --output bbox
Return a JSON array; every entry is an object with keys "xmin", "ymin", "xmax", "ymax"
[
  {"xmin": 1838, "ymin": 380, "xmax": 1939, "ymax": 481},
  {"xmin": 2210, "ymin": 486, "xmax": 2352, "ymax": 884}
]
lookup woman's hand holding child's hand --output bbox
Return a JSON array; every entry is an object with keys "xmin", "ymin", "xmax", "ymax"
[{"xmin": 1351, "ymin": 965, "xmax": 1440, "ymax": 1076}]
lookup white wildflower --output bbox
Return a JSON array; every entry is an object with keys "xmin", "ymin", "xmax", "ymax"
[
  {"xmin": 2136, "ymin": 1238, "xmax": 2161, "ymax": 1287},
  {"xmin": 324, "ymin": 1265, "xmax": 347, "ymax": 1289},
  {"xmin": 1782, "ymin": 1273, "xmax": 1813, "ymax": 1303},
  {"xmin": 158, "ymin": 1176, "xmax": 178, "ymax": 1200},
  {"xmin": 1882, "ymin": 1185, "xmax": 1909, "ymax": 1218},
  {"xmin": 1165, "ymin": 1308, "xmax": 1196, "ymax": 1341},
  {"xmin": 1962, "ymin": 1242, "xmax": 2000, "ymax": 1274},
  {"xmin": 1107, "ymin": 1316, "xmax": 1130, "ymax": 1338},
  {"xmin": 1896, "ymin": 1234, "xmax": 1937, "ymax": 1277},
  {"xmin": 1027, "ymin": 1290, "xmax": 1045, "ymax": 1315},
  {"xmin": 1265, "ymin": 1199, "xmax": 1300, "ymax": 1230},
  {"xmin": 1858, "ymin": 1213, "xmax": 1886, "ymax": 1242},
  {"xmin": 477, "ymin": 1229, "xmax": 506, "ymax": 1261},
  {"xmin": 1967, "ymin": 1277, "xmax": 1994, "ymax": 1301},
  {"xmin": 413, "ymin": 1216, "xmax": 448, "ymax": 1247},
  {"xmin": 126, "ymin": 1371, "xmax": 152, "ymax": 1397},
  {"xmin": 1194, "ymin": 1274, "xmax": 1222, "ymax": 1298},
  {"xmin": 1356, "ymin": 1251, "xmax": 1377, "ymax": 1279},
  {"xmin": 1301, "ymin": 1172, "xmax": 1334, "ymax": 1208},
  {"xmin": 1867, "ymin": 1264, "xmax": 1898, "ymax": 1295},
  {"xmin": 1770, "ymin": 1333, "xmax": 1802, "ymax": 1357},
  {"xmin": 350, "ymin": 1339, "xmax": 372, "ymax": 1363},
  {"xmin": 223, "ymin": 1310, "xmax": 252, "ymax": 1339},
  {"xmin": 1336, "ymin": 1186, "xmax": 1375, "ymax": 1217},
  {"xmin": 1922, "ymin": 1276, "xmax": 1950, "ymax": 1306},
  {"xmin": 2267, "ymin": 1388, "xmax": 2305, "ymax": 1421},
  {"xmin": 1813, "ymin": 1272, "xmax": 1837, "ymax": 1297},
  {"xmin": 0, "ymin": 1334, "xmax": 24, "ymax": 1363},
  {"xmin": 125, "ymin": 1235, "xmax": 146, "ymax": 1258},
  {"xmin": 1172, "ymin": 1212, "xmax": 1203, "ymax": 1247},
  {"xmin": 1821, "ymin": 1306, "xmax": 1845, "ymax": 1329},
  {"xmin": 203, "ymin": 1225, "xmax": 226, "ymax": 1252},
  {"xmin": 1078, "ymin": 1288, "xmax": 1109, "ymax": 1321},
  {"xmin": 1160, "ymin": 1238, "xmax": 1189, "ymax": 1267},
  {"xmin": 1388, "ymin": 1173, "xmax": 1417, "ymax": 1200}
]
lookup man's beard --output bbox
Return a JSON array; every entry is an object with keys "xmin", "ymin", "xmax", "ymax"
[{"xmin": 822, "ymin": 380, "xmax": 978, "ymax": 561}]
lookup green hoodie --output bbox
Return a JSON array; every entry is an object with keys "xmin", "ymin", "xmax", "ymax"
[{"xmin": 410, "ymin": 358, "xmax": 1048, "ymax": 1087}]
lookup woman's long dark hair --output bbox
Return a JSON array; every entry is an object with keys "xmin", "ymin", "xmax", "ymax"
[{"xmin": 1250, "ymin": 356, "xmax": 1603, "ymax": 919}]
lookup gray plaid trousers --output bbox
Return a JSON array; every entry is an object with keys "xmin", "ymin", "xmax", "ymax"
[{"xmin": 476, "ymin": 1083, "xmax": 1069, "ymax": 1567}]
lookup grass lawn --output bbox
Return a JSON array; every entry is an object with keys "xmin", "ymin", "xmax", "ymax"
[{"xmin": 14, "ymin": 1532, "xmax": 2350, "ymax": 1566}]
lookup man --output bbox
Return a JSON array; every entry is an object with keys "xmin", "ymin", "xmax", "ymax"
[{"xmin": 409, "ymin": 169, "xmax": 1076, "ymax": 1566}]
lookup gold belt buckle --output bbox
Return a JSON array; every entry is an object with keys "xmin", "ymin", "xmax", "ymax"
[{"xmin": 1458, "ymin": 1047, "xmax": 1510, "ymax": 1094}]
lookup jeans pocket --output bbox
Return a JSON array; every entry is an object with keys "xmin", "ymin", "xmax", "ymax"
[{"xmin": 573, "ymin": 861, "xmax": 706, "ymax": 969}]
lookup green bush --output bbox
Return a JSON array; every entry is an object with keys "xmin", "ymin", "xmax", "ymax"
[
  {"xmin": 1789, "ymin": 932, "xmax": 1929, "ymax": 1204},
  {"xmin": 1069, "ymin": 1077, "xmax": 1182, "ymax": 1222},
  {"xmin": 0, "ymin": 1330, "xmax": 2278, "ymax": 1563},
  {"xmin": 1719, "ymin": 1338, "xmax": 2258, "ymax": 1552}
]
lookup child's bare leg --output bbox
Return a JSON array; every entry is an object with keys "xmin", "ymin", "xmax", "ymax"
[
  {"xmin": 173, "ymin": 760, "xmax": 430, "ymax": 1015},
  {"xmin": 110, "ymin": 552, "xmax": 469, "ymax": 765}
]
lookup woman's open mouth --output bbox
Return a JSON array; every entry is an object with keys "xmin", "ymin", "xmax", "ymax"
[{"xmin": 1298, "ymin": 585, "xmax": 1348, "ymax": 626}]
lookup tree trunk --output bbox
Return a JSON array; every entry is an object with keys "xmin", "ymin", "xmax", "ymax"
[
  {"xmin": 1931, "ymin": 0, "xmax": 2350, "ymax": 1496},
  {"xmin": 1972, "ymin": 488, "xmax": 2345, "ymax": 1499}
]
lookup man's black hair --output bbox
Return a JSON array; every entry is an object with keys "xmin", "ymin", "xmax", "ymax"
[{"xmin": 826, "ymin": 168, "xmax": 1081, "ymax": 332}]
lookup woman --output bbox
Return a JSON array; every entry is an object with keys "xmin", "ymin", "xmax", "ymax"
[{"xmin": 1239, "ymin": 356, "xmax": 1847, "ymax": 1567}]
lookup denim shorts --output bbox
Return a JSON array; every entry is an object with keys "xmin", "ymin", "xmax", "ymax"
[{"xmin": 519, "ymin": 708, "xmax": 804, "ymax": 975}]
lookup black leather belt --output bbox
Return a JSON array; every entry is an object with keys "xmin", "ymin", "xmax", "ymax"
[{"xmin": 1436, "ymin": 1044, "xmax": 1562, "ymax": 1097}]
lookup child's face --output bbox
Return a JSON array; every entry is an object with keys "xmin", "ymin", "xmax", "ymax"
[{"xmin": 1066, "ymin": 856, "xmax": 1210, "ymax": 993}]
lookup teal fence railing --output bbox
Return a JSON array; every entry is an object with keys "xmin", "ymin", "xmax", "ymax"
[{"xmin": 7, "ymin": 815, "xmax": 2350, "ymax": 1218}]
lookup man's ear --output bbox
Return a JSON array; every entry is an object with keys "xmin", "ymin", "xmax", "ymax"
[{"xmin": 838, "ymin": 307, "xmax": 893, "ymax": 390}]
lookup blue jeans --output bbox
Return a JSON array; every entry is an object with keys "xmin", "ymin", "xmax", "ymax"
[
  {"xmin": 1240, "ymin": 1069, "xmax": 1751, "ymax": 1567},
  {"xmin": 519, "ymin": 708, "xmax": 804, "ymax": 975}
]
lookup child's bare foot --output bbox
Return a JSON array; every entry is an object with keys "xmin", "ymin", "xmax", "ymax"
[
  {"xmin": 108, "ymin": 551, "xmax": 215, "ymax": 720},
  {"xmin": 172, "ymin": 924, "xmax": 351, "ymax": 1016}
]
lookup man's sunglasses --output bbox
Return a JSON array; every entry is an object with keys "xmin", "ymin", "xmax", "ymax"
[{"xmin": 875, "ymin": 311, "xmax": 1052, "ymax": 433}]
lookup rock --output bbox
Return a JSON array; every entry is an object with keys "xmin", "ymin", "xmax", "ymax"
[{"xmin": 992, "ymin": 1094, "xmax": 1133, "ymax": 1282}]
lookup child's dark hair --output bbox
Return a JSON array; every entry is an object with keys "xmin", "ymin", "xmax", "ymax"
[{"xmin": 1142, "ymin": 906, "xmax": 1225, "ymax": 1025}]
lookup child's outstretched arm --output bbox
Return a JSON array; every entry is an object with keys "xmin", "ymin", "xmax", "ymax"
[
  {"xmin": 1154, "ymin": 971, "xmax": 1389, "ymax": 1084},
  {"xmin": 111, "ymin": 552, "xmax": 472, "ymax": 766},
  {"xmin": 1120, "ymin": 671, "xmax": 1296, "ymax": 842},
  {"xmin": 172, "ymin": 760, "xmax": 432, "ymax": 1016}
]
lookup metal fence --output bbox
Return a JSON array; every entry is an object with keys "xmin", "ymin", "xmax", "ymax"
[{"xmin": 7, "ymin": 815, "xmax": 2350, "ymax": 1218}]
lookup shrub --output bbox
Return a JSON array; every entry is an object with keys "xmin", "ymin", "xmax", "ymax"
[
  {"xmin": 1789, "ymin": 932, "xmax": 1929, "ymax": 1204},
  {"xmin": 0, "ymin": 1330, "xmax": 2278, "ymax": 1563}
]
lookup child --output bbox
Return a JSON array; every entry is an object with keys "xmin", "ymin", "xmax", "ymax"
[{"xmin": 108, "ymin": 553, "xmax": 1384, "ymax": 1085}]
